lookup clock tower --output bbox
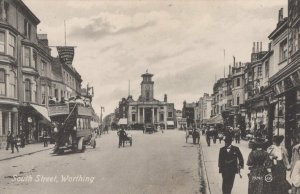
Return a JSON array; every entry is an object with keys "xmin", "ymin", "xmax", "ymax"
[{"xmin": 141, "ymin": 71, "xmax": 154, "ymax": 101}]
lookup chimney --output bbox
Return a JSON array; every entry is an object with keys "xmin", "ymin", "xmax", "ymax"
[
  {"xmin": 229, "ymin": 65, "xmax": 231, "ymax": 76},
  {"xmin": 239, "ymin": 62, "xmax": 241, "ymax": 67},
  {"xmin": 253, "ymin": 42, "xmax": 255, "ymax": 53},
  {"xmin": 164, "ymin": 94, "xmax": 168, "ymax": 102},
  {"xmin": 257, "ymin": 42, "xmax": 259, "ymax": 53},
  {"xmin": 268, "ymin": 42, "xmax": 272, "ymax": 51},
  {"xmin": 278, "ymin": 8, "xmax": 283, "ymax": 22},
  {"xmin": 260, "ymin": 42, "xmax": 262, "ymax": 52},
  {"xmin": 37, "ymin": 34, "xmax": 49, "ymax": 46}
]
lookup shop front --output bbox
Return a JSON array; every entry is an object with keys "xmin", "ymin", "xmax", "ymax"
[
  {"xmin": 19, "ymin": 103, "xmax": 53, "ymax": 144},
  {"xmin": 0, "ymin": 102, "xmax": 19, "ymax": 149}
]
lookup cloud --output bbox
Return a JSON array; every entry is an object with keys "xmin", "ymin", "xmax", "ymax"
[{"xmin": 69, "ymin": 16, "xmax": 156, "ymax": 40}]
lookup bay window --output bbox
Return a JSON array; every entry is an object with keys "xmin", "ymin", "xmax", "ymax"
[
  {"xmin": 8, "ymin": 33, "xmax": 16, "ymax": 57},
  {"xmin": 0, "ymin": 31, "xmax": 5, "ymax": 53},
  {"xmin": 0, "ymin": 69, "xmax": 6, "ymax": 95},
  {"xmin": 9, "ymin": 71, "xmax": 16, "ymax": 98},
  {"xmin": 25, "ymin": 79, "xmax": 31, "ymax": 101},
  {"xmin": 24, "ymin": 47, "xmax": 31, "ymax": 67}
]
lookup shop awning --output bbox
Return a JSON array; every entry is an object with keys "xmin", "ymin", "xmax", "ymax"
[
  {"xmin": 31, "ymin": 104, "xmax": 51, "ymax": 122},
  {"xmin": 207, "ymin": 115, "xmax": 223, "ymax": 125},
  {"xmin": 118, "ymin": 118, "xmax": 127, "ymax": 125},
  {"xmin": 167, "ymin": 121, "xmax": 174, "ymax": 125}
]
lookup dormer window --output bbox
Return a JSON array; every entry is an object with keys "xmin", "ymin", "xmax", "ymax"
[{"xmin": 24, "ymin": 19, "xmax": 31, "ymax": 39}]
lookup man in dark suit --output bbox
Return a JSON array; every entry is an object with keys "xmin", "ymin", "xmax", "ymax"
[{"xmin": 218, "ymin": 135, "xmax": 244, "ymax": 194}]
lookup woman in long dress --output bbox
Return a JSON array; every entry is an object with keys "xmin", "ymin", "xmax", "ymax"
[
  {"xmin": 247, "ymin": 137, "xmax": 272, "ymax": 194},
  {"xmin": 267, "ymin": 135, "xmax": 291, "ymax": 194},
  {"xmin": 291, "ymin": 137, "xmax": 300, "ymax": 194}
]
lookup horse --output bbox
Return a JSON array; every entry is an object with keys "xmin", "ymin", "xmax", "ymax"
[
  {"xmin": 192, "ymin": 130, "xmax": 200, "ymax": 144},
  {"xmin": 186, "ymin": 129, "xmax": 200, "ymax": 144}
]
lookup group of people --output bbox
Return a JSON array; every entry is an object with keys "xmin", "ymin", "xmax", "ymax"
[
  {"xmin": 204, "ymin": 125, "xmax": 241, "ymax": 147},
  {"xmin": 218, "ymin": 132, "xmax": 300, "ymax": 194},
  {"xmin": 6, "ymin": 131, "xmax": 25, "ymax": 153}
]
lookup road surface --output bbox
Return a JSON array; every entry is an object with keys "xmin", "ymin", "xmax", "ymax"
[{"xmin": 0, "ymin": 130, "xmax": 202, "ymax": 194}]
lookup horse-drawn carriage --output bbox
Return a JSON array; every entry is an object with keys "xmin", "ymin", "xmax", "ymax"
[
  {"xmin": 186, "ymin": 128, "xmax": 200, "ymax": 144},
  {"xmin": 144, "ymin": 123, "xmax": 156, "ymax": 134},
  {"xmin": 117, "ymin": 130, "xmax": 132, "ymax": 148}
]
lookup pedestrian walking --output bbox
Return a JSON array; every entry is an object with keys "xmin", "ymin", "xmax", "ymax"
[
  {"xmin": 43, "ymin": 129, "xmax": 49, "ymax": 147},
  {"xmin": 117, "ymin": 127, "xmax": 126, "ymax": 147},
  {"xmin": 234, "ymin": 126, "xmax": 241, "ymax": 144},
  {"xmin": 10, "ymin": 131, "xmax": 19, "ymax": 153},
  {"xmin": 6, "ymin": 130, "xmax": 12, "ymax": 150},
  {"xmin": 157, "ymin": 125, "xmax": 162, "ymax": 133},
  {"xmin": 20, "ymin": 131, "xmax": 26, "ymax": 148},
  {"xmin": 291, "ymin": 159, "xmax": 300, "ymax": 194},
  {"xmin": 206, "ymin": 128, "xmax": 211, "ymax": 147},
  {"xmin": 267, "ymin": 135, "xmax": 291, "ymax": 194},
  {"xmin": 247, "ymin": 137, "xmax": 272, "ymax": 194},
  {"xmin": 218, "ymin": 135, "xmax": 244, "ymax": 194}
]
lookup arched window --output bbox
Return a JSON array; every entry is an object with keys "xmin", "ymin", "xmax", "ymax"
[
  {"xmin": 236, "ymin": 93, "xmax": 240, "ymax": 105},
  {"xmin": 25, "ymin": 79, "xmax": 31, "ymax": 101},
  {"xmin": 9, "ymin": 71, "xmax": 16, "ymax": 98},
  {"xmin": 0, "ymin": 69, "xmax": 6, "ymax": 96}
]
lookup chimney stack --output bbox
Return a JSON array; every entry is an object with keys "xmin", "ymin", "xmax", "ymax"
[
  {"xmin": 278, "ymin": 8, "xmax": 283, "ymax": 22},
  {"xmin": 164, "ymin": 94, "xmax": 168, "ymax": 102},
  {"xmin": 260, "ymin": 42, "xmax": 262, "ymax": 52},
  {"xmin": 229, "ymin": 65, "xmax": 231, "ymax": 75},
  {"xmin": 257, "ymin": 42, "xmax": 259, "ymax": 53},
  {"xmin": 253, "ymin": 42, "xmax": 255, "ymax": 53}
]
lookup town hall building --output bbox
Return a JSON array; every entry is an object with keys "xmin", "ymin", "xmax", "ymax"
[{"xmin": 127, "ymin": 72, "xmax": 176, "ymax": 128}]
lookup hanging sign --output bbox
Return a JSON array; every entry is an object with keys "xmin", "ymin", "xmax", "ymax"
[{"xmin": 56, "ymin": 46, "xmax": 75, "ymax": 66}]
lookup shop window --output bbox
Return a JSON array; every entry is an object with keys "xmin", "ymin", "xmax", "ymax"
[
  {"xmin": 2, "ymin": 112, "xmax": 8, "ymax": 135},
  {"xmin": 0, "ymin": 31, "xmax": 5, "ymax": 53},
  {"xmin": 0, "ymin": 69, "xmax": 5, "ymax": 95},
  {"xmin": 132, "ymin": 114, "xmax": 136, "ymax": 122},
  {"xmin": 25, "ymin": 79, "xmax": 31, "ymax": 101},
  {"xmin": 8, "ymin": 33, "xmax": 15, "ymax": 57},
  {"xmin": 168, "ymin": 112, "xmax": 173, "ymax": 118}
]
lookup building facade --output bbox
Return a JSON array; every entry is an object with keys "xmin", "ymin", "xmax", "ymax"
[
  {"xmin": 0, "ymin": 0, "xmax": 84, "ymax": 148},
  {"xmin": 127, "ymin": 72, "xmax": 175, "ymax": 128}
]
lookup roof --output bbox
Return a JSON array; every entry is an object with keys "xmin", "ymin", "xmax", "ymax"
[{"xmin": 15, "ymin": 0, "xmax": 40, "ymax": 24}]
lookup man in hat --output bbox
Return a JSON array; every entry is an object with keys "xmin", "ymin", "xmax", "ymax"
[{"xmin": 218, "ymin": 135, "xmax": 244, "ymax": 194}]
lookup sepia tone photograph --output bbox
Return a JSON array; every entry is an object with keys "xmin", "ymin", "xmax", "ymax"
[{"xmin": 0, "ymin": 0, "xmax": 299, "ymax": 194}]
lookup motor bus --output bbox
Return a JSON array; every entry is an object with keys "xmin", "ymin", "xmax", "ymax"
[{"xmin": 48, "ymin": 100, "xmax": 97, "ymax": 153}]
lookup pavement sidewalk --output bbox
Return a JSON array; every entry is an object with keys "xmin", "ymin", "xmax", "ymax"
[
  {"xmin": 0, "ymin": 143, "xmax": 53, "ymax": 161},
  {"xmin": 199, "ymin": 135, "xmax": 251, "ymax": 194}
]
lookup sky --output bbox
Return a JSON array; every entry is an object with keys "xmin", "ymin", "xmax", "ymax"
[{"xmin": 23, "ymin": 0, "xmax": 287, "ymax": 117}]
